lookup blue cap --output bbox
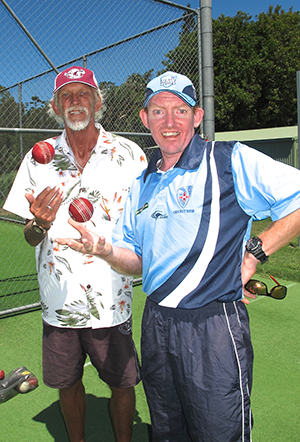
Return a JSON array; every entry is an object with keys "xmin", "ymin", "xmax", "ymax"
[{"xmin": 144, "ymin": 71, "xmax": 197, "ymax": 108}]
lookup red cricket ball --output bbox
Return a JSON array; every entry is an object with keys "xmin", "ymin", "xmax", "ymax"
[
  {"xmin": 0, "ymin": 369, "xmax": 5, "ymax": 380},
  {"xmin": 32, "ymin": 141, "xmax": 55, "ymax": 164},
  {"xmin": 68, "ymin": 198, "xmax": 94, "ymax": 223}
]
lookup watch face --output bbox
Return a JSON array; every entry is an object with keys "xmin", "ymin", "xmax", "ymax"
[
  {"xmin": 247, "ymin": 237, "xmax": 260, "ymax": 251},
  {"xmin": 32, "ymin": 224, "xmax": 45, "ymax": 234}
]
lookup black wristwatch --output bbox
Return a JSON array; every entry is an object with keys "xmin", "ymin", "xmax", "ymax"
[
  {"xmin": 246, "ymin": 236, "xmax": 268, "ymax": 264},
  {"xmin": 32, "ymin": 220, "xmax": 49, "ymax": 235}
]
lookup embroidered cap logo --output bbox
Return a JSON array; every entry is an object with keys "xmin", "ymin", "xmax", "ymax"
[
  {"xmin": 64, "ymin": 68, "xmax": 85, "ymax": 80},
  {"xmin": 160, "ymin": 75, "xmax": 177, "ymax": 88}
]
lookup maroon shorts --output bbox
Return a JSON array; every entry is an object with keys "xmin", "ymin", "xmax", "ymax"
[{"xmin": 43, "ymin": 317, "xmax": 140, "ymax": 389}]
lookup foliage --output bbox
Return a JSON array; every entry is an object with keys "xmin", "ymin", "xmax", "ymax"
[
  {"xmin": 213, "ymin": 11, "xmax": 261, "ymax": 130},
  {"xmin": 100, "ymin": 70, "xmax": 153, "ymax": 134},
  {"xmin": 0, "ymin": 85, "xmax": 61, "ymax": 179},
  {"xmin": 180, "ymin": 3, "xmax": 197, "ymax": 35},
  {"xmin": 99, "ymin": 70, "xmax": 155, "ymax": 150},
  {"xmin": 0, "ymin": 88, "xmax": 21, "ymax": 176},
  {"xmin": 161, "ymin": 6, "xmax": 300, "ymax": 131}
]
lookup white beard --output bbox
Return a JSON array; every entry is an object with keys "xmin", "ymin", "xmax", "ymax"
[{"xmin": 64, "ymin": 106, "xmax": 91, "ymax": 131}]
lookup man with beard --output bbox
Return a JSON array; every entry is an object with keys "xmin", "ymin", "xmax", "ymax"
[{"xmin": 3, "ymin": 66, "xmax": 147, "ymax": 442}]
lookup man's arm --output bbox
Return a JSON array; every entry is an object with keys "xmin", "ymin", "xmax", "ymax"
[
  {"xmin": 55, "ymin": 218, "xmax": 142, "ymax": 276},
  {"xmin": 242, "ymin": 208, "xmax": 300, "ymax": 302}
]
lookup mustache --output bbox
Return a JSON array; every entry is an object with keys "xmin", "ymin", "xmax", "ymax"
[{"xmin": 64, "ymin": 106, "xmax": 89, "ymax": 115}]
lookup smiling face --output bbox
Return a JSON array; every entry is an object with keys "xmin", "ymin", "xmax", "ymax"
[
  {"xmin": 140, "ymin": 92, "xmax": 203, "ymax": 167},
  {"xmin": 52, "ymin": 83, "xmax": 101, "ymax": 131}
]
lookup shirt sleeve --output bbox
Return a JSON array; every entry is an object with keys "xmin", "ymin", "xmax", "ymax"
[
  {"xmin": 112, "ymin": 176, "xmax": 143, "ymax": 257},
  {"xmin": 3, "ymin": 152, "xmax": 35, "ymax": 220},
  {"xmin": 231, "ymin": 142, "xmax": 300, "ymax": 221}
]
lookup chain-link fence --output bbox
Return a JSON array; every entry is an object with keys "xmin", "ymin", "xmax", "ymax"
[{"xmin": 0, "ymin": 0, "xmax": 201, "ymax": 316}]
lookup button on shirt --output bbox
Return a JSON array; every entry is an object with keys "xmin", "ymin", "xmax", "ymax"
[{"xmin": 4, "ymin": 124, "xmax": 147, "ymax": 328}]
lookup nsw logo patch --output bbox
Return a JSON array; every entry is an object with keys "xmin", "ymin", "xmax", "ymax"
[{"xmin": 177, "ymin": 186, "xmax": 193, "ymax": 208}]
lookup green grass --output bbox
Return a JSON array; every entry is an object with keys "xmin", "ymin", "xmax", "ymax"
[
  {"xmin": 251, "ymin": 218, "xmax": 300, "ymax": 282},
  {"xmin": 0, "ymin": 220, "xmax": 36, "ymax": 278},
  {"xmin": 1, "ymin": 282, "xmax": 300, "ymax": 441},
  {"xmin": 249, "ymin": 278, "xmax": 300, "ymax": 441},
  {"xmin": 0, "ymin": 220, "xmax": 39, "ymax": 313}
]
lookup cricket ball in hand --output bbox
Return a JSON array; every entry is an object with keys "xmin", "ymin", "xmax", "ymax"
[
  {"xmin": 32, "ymin": 141, "xmax": 55, "ymax": 164},
  {"xmin": 0, "ymin": 370, "xmax": 5, "ymax": 380},
  {"xmin": 68, "ymin": 198, "xmax": 94, "ymax": 223}
]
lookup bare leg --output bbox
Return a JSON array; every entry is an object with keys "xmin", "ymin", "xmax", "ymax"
[
  {"xmin": 59, "ymin": 378, "xmax": 86, "ymax": 442},
  {"xmin": 109, "ymin": 386, "xmax": 136, "ymax": 442}
]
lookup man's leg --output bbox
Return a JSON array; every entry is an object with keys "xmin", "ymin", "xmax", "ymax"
[
  {"xmin": 83, "ymin": 318, "xmax": 140, "ymax": 441},
  {"xmin": 141, "ymin": 299, "xmax": 192, "ymax": 442},
  {"xmin": 43, "ymin": 324, "xmax": 87, "ymax": 441},
  {"xmin": 59, "ymin": 378, "xmax": 86, "ymax": 442},
  {"xmin": 109, "ymin": 386, "xmax": 135, "ymax": 442},
  {"xmin": 171, "ymin": 301, "xmax": 254, "ymax": 442}
]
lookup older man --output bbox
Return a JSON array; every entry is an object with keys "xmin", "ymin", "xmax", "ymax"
[
  {"xmin": 4, "ymin": 66, "xmax": 147, "ymax": 442},
  {"xmin": 56, "ymin": 71, "xmax": 300, "ymax": 442}
]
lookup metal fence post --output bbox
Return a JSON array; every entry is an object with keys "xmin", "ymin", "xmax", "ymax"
[
  {"xmin": 18, "ymin": 83, "xmax": 23, "ymax": 161},
  {"xmin": 200, "ymin": 0, "xmax": 215, "ymax": 141}
]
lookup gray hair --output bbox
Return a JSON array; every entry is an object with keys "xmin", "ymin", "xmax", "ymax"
[{"xmin": 47, "ymin": 87, "xmax": 106, "ymax": 125}]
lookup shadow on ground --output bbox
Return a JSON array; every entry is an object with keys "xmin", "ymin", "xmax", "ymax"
[{"xmin": 33, "ymin": 393, "xmax": 152, "ymax": 441}]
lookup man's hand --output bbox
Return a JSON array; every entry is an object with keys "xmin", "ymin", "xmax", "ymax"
[
  {"xmin": 25, "ymin": 186, "xmax": 63, "ymax": 229},
  {"xmin": 240, "ymin": 251, "xmax": 258, "ymax": 305},
  {"xmin": 24, "ymin": 186, "xmax": 64, "ymax": 247},
  {"xmin": 56, "ymin": 218, "xmax": 143, "ymax": 276},
  {"xmin": 56, "ymin": 218, "xmax": 113, "ymax": 259}
]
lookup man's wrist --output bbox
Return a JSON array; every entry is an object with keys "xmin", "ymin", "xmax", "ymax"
[
  {"xmin": 31, "ymin": 219, "xmax": 51, "ymax": 235},
  {"xmin": 245, "ymin": 236, "xmax": 268, "ymax": 264}
]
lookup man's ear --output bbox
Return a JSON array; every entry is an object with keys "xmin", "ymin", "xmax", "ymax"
[
  {"xmin": 95, "ymin": 94, "xmax": 102, "ymax": 112},
  {"xmin": 51, "ymin": 99, "xmax": 61, "ymax": 117},
  {"xmin": 139, "ymin": 108, "xmax": 150, "ymax": 129},
  {"xmin": 194, "ymin": 107, "xmax": 204, "ymax": 128}
]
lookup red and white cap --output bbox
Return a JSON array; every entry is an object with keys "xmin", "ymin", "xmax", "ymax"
[{"xmin": 53, "ymin": 66, "xmax": 99, "ymax": 94}]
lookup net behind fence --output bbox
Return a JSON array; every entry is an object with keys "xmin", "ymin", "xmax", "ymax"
[{"xmin": 0, "ymin": 0, "xmax": 200, "ymax": 316}]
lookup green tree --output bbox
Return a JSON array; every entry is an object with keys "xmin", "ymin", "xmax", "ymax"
[
  {"xmin": 23, "ymin": 95, "xmax": 61, "ymax": 157},
  {"xmin": 160, "ymin": 9, "xmax": 198, "ymax": 86},
  {"xmin": 254, "ymin": 6, "xmax": 300, "ymax": 128},
  {"xmin": 99, "ymin": 70, "xmax": 153, "ymax": 136},
  {"xmin": 213, "ymin": 11, "xmax": 261, "ymax": 130},
  {"xmin": 161, "ymin": 6, "xmax": 300, "ymax": 131},
  {"xmin": 0, "ymin": 87, "xmax": 21, "ymax": 178},
  {"xmin": 180, "ymin": 4, "xmax": 197, "ymax": 35}
]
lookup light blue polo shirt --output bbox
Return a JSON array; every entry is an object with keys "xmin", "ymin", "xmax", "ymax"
[{"xmin": 113, "ymin": 135, "xmax": 300, "ymax": 308}]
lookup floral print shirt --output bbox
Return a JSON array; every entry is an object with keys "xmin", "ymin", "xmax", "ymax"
[{"xmin": 4, "ymin": 124, "xmax": 147, "ymax": 328}]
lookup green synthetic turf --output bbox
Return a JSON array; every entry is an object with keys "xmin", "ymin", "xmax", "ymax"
[
  {"xmin": 0, "ymin": 220, "xmax": 39, "ymax": 312},
  {"xmin": 249, "ymin": 278, "xmax": 300, "ymax": 442},
  {"xmin": 0, "ymin": 282, "xmax": 299, "ymax": 441},
  {"xmin": 0, "ymin": 285, "xmax": 150, "ymax": 441}
]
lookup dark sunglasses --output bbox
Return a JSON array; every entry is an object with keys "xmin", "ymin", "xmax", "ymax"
[{"xmin": 244, "ymin": 275, "xmax": 287, "ymax": 300}]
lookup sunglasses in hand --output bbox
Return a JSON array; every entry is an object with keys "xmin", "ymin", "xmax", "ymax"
[{"xmin": 244, "ymin": 275, "xmax": 287, "ymax": 300}]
